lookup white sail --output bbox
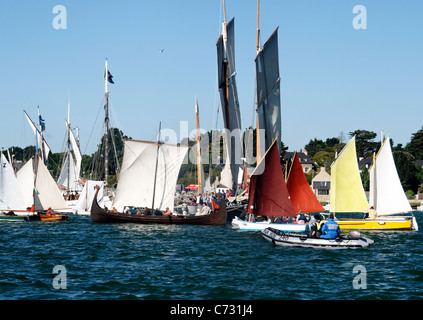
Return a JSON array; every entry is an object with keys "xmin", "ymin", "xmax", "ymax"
[
  {"xmin": 370, "ymin": 136, "xmax": 412, "ymax": 215},
  {"xmin": 75, "ymin": 180, "xmax": 104, "ymax": 211},
  {"xmin": 112, "ymin": 139, "xmax": 189, "ymax": 211},
  {"xmin": 57, "ymin": 153, "xmax": 79, "ymax": 190},
  {"xmin": 34, "ymin": 158, "xmax": 68, "ymax": 211},
  {"xmin": 16, "ymin": 159, "xmax": 35, "ymax": 209},
  {"xmin": 0, "ymin": 154, "xmax": 26, "ymax": 210},
  {"xmin": 57, "ymin": 119, "xmax": 82, "ymax": 191}
]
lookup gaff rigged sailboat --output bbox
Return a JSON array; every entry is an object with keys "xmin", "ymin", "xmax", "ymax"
[
  {"xmin": 330, "ymin": 136, "xmax": 418, "ymax": 231},
  {"xmin": 232, "ymin": 139, "xmax": 306, "ymax": 231},
  {"xmin": 286, "ymin": 151, "xmax": 325, "ymax": 214},
  {"xmin": 90, "ymin": 129, "xmax": 227, "ymax": 225}
]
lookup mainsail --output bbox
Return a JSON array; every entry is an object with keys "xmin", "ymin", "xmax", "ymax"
[
  {"xmin": 217, "ymin": 14, "xmax": 243, "ymax": 188},
  {"xmin": 329, "ymin": 136, "xmax": 368, "ymax": 213},
  {"xmin": 57, "ymin": 118, "xmax": 82, "ymax": 191},
  {"xmin": 16, "ymin": 159, "xmax": 35, "ymax": 209},
  {"xmin": 75, "ymin": 180, "xmax": 104, "ymax": 212},
  {"xmin": 0, "ymin": 153, "xmax": 26, "ymax": 210},
  {"xmin": 255, "ymin": 28, "xmax": 281, "ymax": 160},
  {"xmin": 286, "ymin": 151, "xmax": 324, "ymax": 214},
  {"xmin": 247, "ymin": 139, "xmax": 295, "ymax": 217},
  {"xmin": 34, "ymin": 156, "xmax": 68, "ymax": 211},
  {"xmin": 369, "ymin": 136, "xmax": 412, "ymax": 215},
  {"xmin": 112, "ymin": 139, "xmax": 189, "ymax": 211}
]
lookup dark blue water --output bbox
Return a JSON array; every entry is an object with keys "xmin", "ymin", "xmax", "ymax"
[{"xmin": 1, "ymin": 213, "xmax": 422, "ymax": 300}]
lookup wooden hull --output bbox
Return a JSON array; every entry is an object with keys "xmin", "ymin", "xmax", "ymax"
[
  {"xmin": 336, "ymin": 216, "xmax": 418, "ymax": 231},
  {"xmin": 27, "ymin": 214, "xmax": 68, "ymax": 222},
  {"xmin": 90, "ymin": 191, "xmax": 227, "ymax": 225}
]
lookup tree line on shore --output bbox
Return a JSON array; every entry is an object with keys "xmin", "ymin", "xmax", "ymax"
[{"xmin": 6, "ymin": 127, "xmax": 423, "ymax": 194}]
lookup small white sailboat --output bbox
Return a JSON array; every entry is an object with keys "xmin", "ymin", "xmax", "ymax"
[{"xmin": 330, "ymin": 136, "xmax": 418, "ymax": 231}]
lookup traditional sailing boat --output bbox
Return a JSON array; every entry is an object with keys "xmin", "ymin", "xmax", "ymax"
[
  {"xmin": 330, "ymin": 136, "xmax": 418, "ymax": 230},
  {"xmin": 21, "ymin": 108, "xmax": 68, "ymax": 221},
  {"xmin": 232, "ymin": 138, "xmax": 306, "ymax": 231},
  {"xmin": 90, "ymin": 125, "xmax": 227, "ymax": 225},
  {"xmin": 286, "ymin": 151, "xmax": 325, "ymax": 214},
  {"xmin": 216, "ymin": 0, "xmax": 243, "ymax": 189},
  {"xmin": 57, "ymin": 101, "xmax": 83, "ymax": 199},
  {"xmin": 0, "ymin": 153, "xmax": 28, "ymax": 221}
]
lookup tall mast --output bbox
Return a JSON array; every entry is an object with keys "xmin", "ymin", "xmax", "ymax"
[
  {"xmin": 256, "ymin": 0, "xmax": 260, "ymax": 53},
  {"xmin": 37, "ymin": 106, "xmax": 46, "ymax": 165},
  {"xmin": 104, "ymin": 59, "xmax": 109, "ymax": 187},
  {"xmin": 151, "ymin": 122, "xmax": 162, "ymax": 211},
  {"xmin": 67, "ymin": 98, "xmax": 71, "ymax": 192},
  {"xmin": 255, "ymin": 0, "xmax": 261, "ymax": 163},
  {"xmin": 195, "ymin": 100, "xmax": 201, "ymax": 193}
]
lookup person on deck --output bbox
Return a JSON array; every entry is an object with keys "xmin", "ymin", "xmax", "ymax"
[
  {"xmin": 309, "ymin": 214, "xmax": 325, "ymax": 238},
  {"xmin": 164, "ymin": 207, "xmax": 172, "ymax": 216},
  {"xmin": 296, "ymin": 210, "xmax": 306, "ymax": 224},
  {"xmin": 320, "ymin": 213, "xmax": 341, "ymax": 239},
  {"xmin": 46, "ymin": 207, "xmax": 54, "ymax": 216}
]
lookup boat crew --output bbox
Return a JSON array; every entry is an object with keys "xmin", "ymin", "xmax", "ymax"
[{"xmin": 320, "ymin": 214, "xmax": 341, "ymax": 239}]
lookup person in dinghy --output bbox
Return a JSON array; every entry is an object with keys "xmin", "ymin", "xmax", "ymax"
[{"xmin": 320, "ymin": 213, "xmax": 341, "ymax": 239}]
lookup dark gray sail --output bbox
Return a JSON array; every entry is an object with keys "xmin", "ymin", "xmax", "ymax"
[
  {"xmin": 216, "ymin": 18, "xmax": 243, "ymax": 188},
  {"xmin": 255, "ymin": 28, "xmax": 281, "ymax": 154}
]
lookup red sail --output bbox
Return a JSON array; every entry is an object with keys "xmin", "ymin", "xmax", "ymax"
[
  {"xmin": 247, "ymin": 140, "xmax": 296, "ymax": 217},
  {"xmin": 286, "ymin": 152, "xmax": 324, "ymax": 213}
]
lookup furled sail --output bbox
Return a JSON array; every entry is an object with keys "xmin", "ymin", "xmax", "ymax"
[
  {"xmin": 255, "ymin": 28, "xmax": 281, "ymax": 157},
  {"xmin": 369, "ymin": 136, "xmax": 411, "ymax": 215},
  {"xmin": 217, "ymin": 17, "xmax": 243, "ymax": 188},
  {"xmin": 329, "ymin": 136, "xmax": 368, "ymax": 213},
  {"xmin": 112, "ymin": 139, "xmax": 189, "ymax": 211},
  {"xmin": 286, "ymin": 152, "xmax": 324, "ymax": 214},
  {"xmin": 0, "ymin": 153, "xmax": 26, "ymax": 210},
  {"xmin": 247, "ymin": 139, "xmax": 295, "ymax": 217}
]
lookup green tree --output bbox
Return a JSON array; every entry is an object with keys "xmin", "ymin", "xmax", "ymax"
[
  {"xmin": 349, "ymin": 130, "xmax": 378, "ymax": 158},
  {"xmin": 405, "ymin": 126, "xmax": 423, "ymax": 159}
]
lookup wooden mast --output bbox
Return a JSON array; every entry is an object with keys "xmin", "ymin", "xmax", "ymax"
[
  {"xmin": 151, "ymin": 122, "xmax": 162, "ymax": 212},
  {"xmin": 195, "ymin": 100, "xmax": 201, "ymax": 193},
  {"xmin": 104, "ymin": 59, "xmax": 109, "ymax": 187},
  {"xmin": 255, "ymin": 0, "xmax": 261, "ymax": 164}
]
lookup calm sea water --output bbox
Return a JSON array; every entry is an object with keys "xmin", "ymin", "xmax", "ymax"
[{"xmin": 1, "ymin": 212, "xmax": 422, "ymax": 302}]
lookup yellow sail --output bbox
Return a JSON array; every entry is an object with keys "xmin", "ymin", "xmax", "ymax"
[{"xmin": 330, "ymin": 136, "xmax": 368, "ymax": 213}]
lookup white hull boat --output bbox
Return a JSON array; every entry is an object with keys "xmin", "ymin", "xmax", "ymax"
[
  {"xmin": 262, "ymin": 227, "xmax": 374, "ymax": 249},
  {"xmin": 232, "ymin": 217, "xmax": 307, "ymax": 232}
]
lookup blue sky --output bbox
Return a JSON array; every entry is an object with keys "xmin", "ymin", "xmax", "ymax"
[{"xmin": 0, "ymin": 0, "xmax": 422, "ymax": 156}]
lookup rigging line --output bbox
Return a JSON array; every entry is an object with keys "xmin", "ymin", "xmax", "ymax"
[{"xmin": 83, "ymin": 97, "xmax": 105, "ymax": 155}]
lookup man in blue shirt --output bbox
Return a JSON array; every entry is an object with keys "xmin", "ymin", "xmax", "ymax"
[{"xmin": 320, "ymin": 214, "xmax": 341, "ymax": 239}]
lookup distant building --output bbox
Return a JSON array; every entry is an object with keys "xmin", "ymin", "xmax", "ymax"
[
  {"xmin": 358, "ymin": 158, "xmax": 373, "ymax": 173},
  {"xmin": 283, "ymin": 151, "xmax": 313, "ymax": 173},
  {"xmin": 311, "ymin": 167, "xmax": 331, "ymax": 202}
]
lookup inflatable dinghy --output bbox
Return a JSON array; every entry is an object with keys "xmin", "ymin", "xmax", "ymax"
[{"xmin": 262, "ymin": 227, "xmax": 374, "ymax": 249}]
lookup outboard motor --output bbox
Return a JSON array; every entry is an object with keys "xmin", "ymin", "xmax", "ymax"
[{"xmin": 348, "ymin": 231, "xmax": 362, "ymax": 239}]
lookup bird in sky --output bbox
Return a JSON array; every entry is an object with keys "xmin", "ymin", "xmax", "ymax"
[{"xmin": 159, "ymin": 49, "xmax": 165, "ymax": 53}]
